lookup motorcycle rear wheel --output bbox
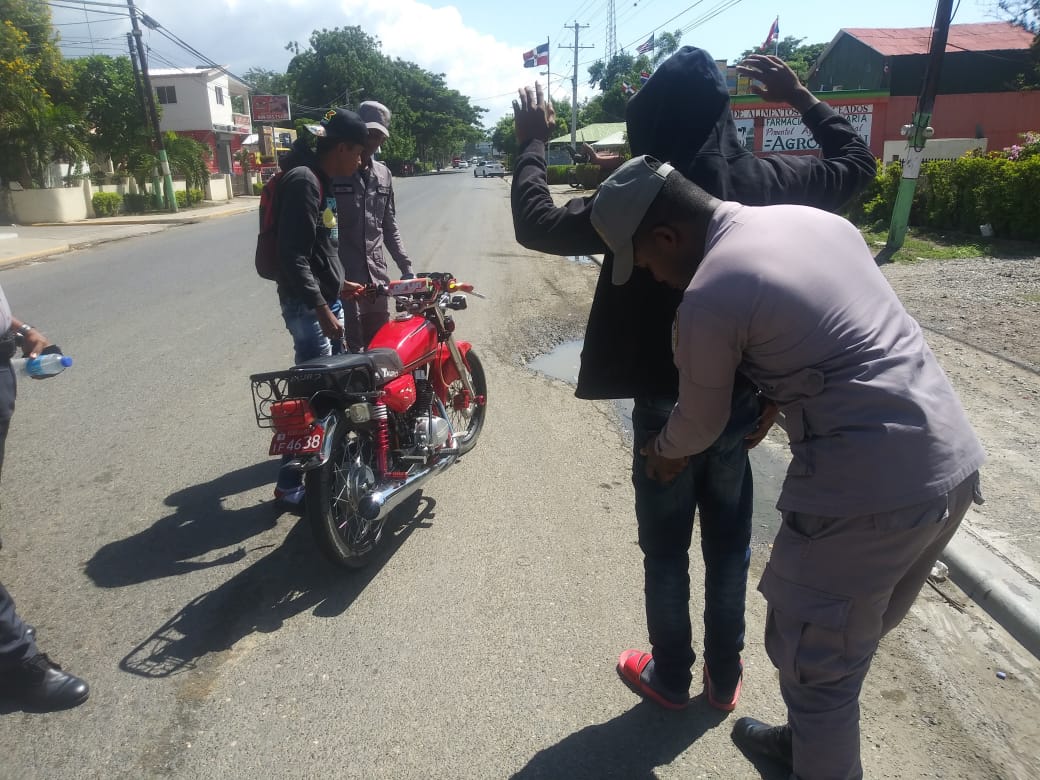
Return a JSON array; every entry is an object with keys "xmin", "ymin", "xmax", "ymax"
[
  {"xmin": 306, "ymin": 422, "xmax": 385, "ymax": 569},
  {"xmin": 446, "ymin": 349, "xmax": 487, "ymax": 455}
]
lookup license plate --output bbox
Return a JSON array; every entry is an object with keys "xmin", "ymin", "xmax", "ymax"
[{"xmin": 270, "ymin": 426, "xmax": 324, "ymax": 456}]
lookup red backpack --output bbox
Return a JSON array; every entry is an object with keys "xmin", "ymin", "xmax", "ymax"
[{"xmin": 254, "ymin": 167, "xmax": 325, "ymax": 280}]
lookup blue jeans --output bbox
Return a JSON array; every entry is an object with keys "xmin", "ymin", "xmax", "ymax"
[
  {"xmin": 631, "ymin": 377, "xmax": 760, "ymax": 693},
  {"xmin": 276, "ymin": 298, "xmax": 345, "ymax": 492}
]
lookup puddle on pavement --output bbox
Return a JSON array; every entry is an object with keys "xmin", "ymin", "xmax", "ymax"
[{"xmin": 529, "ymin": 338, "xmax": 786, "ymax": 545}]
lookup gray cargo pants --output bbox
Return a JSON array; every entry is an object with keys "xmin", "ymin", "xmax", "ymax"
[{"xmin": 759, "ymin": 472, "xmax": 981, "ymax": 780}]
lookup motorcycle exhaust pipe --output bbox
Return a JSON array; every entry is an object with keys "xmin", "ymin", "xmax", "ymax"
[{"xmin": 357, "ymin": 450, "xmax": 457, "ymax": 522}]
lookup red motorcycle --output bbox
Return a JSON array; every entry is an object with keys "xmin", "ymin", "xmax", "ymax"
[{"xmin": 250, "ymin": 273, "xmax": 487, "ymax": 568}]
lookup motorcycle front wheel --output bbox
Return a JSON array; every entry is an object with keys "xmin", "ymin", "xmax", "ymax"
[
  {"xmin": 306, "ymin": 421, "xmax": 385, "ymax": 569},
  {"xmin": 445, "ymin": 349, "xmax": 487, "ymax": 456}
]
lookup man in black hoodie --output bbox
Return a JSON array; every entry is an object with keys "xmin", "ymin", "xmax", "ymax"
[
  {"xmin": 511, "ymin": 49, "xmax": 875, "ymax": 714},
  {"xmin": 272, "ymin": 108, "xmax": 368, "ymax": 506}
]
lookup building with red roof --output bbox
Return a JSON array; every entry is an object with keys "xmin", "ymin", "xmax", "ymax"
[{"xmin": 730, "ymin": 21, "xmax": 1040, "ymax": 162}]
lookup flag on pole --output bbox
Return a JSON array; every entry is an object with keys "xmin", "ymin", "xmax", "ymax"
[
  {"xmin": 523, "ymin": 42, "xmax": 550, "ymax": 68},
  {"xmin": 636, "ymin": 33, "xmax": 655, "ymax": 55},
  {"xmin": 761, "ymin": 17, "xmax": 779, "ymax": 51},
  {"xmin": 639, "ymin": 70, "xmax": 651, "ymax": 85}
]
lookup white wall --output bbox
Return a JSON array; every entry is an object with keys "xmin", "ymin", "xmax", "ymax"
[
  {"xmin": 10, "ymin": 186, "xmax": 88, "ymax": 224},
  {"xmin": 152, "ymin": 71, "xmax": 236, "ymax": 132}
]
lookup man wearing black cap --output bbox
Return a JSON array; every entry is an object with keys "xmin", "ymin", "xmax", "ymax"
[
  {"xmin": 272, "ymin": 107, "xmax": 368, "ymax": 506},
  {"xmin": 511, "ymin": 49, "xmax": 875, "ymax": 714}
]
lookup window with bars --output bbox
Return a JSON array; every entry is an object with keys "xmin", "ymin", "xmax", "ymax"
[{"xmin": 156, "ymin": 86, "xmax": 177, "ymax": 105}]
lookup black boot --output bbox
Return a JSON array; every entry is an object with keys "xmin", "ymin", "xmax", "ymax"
[
  {"xmin": 732, "ymin": 716, "xmax": 793, "ymax": 768},
  {"xmin": 1, "ymin": 653, "xmax": 89, "ymax": 711}
]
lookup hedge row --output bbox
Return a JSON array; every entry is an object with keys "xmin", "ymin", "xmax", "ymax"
[
  {"xmin": 91, "ymin": 192, "xmax": 122, "ymax": 217},
  {"xmin": 845, "ymin": 153, "xmax": 1040, "ymax": 242},
  {"xmin": 120, "ymin": 189, "xmax": 205, "ymax": 214},
  {"xmin": 546, "ymin": 163, "xmax": 604, "ymax": 189}
]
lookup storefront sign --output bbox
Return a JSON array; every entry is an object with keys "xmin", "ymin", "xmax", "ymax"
[
  {"xmin": 251, "ymin": 95, "xmax": 291, "ymax": 122},
  {"xmin": 734, "ymin": 103, "xmax": 873, "ymax": 152}
]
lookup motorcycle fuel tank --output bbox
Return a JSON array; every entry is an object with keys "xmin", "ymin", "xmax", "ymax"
[{"xmin": 369, "ymin": 315, "xmax": 438, "ymax": 368}]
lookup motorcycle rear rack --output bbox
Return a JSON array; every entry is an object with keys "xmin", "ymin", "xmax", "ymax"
[{"xmin": 249, "ymin": 369, "xmax": 380, "ymax": 429}]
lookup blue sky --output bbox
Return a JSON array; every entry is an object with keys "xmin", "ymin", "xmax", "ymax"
[{"xmin": 50, "ymin": 0, "xmax": 1007, "ymax": 126}]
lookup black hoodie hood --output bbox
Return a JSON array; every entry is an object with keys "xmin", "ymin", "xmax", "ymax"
[
  {"xmin": 626, "ymin": 46, "xmax": 754, "ymax": 197},
  {"xmin": 279, "ymin": 137, "xmax": 321, "ymax": 173}
]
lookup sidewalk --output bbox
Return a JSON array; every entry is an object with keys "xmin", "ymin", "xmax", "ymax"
[{"xmin": 0, "ymin": 197, "xmax": 258, "ymax": 268}]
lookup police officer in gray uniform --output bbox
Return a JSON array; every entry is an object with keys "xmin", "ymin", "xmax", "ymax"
[
  {"xmin": 590, "ymin": 156, "xmax": 985, "ymax": 780},
  {"xmin": 335, "ymin": 100, "xmax": 414, "ymax": 351},
  {"xmin": 0, "ymin": 285, "xmax": 89, "ymax": 710}
]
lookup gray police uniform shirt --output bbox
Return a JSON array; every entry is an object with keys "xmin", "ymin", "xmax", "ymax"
[
  {"xmin": 0, "ymin": 285, "xmax": 10, "ymax": 334},
  {"xmin": 655, "ymin": 202, "xmax": 985, "ymax": 517},
  {"xmin": 334, "ymin": 159, "xmax": 412, "ymax": 287}
]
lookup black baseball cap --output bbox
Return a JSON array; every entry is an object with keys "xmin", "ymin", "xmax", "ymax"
[{"xmin": 305, "ymin": 108, "xmax": 367, "ymax": 145}]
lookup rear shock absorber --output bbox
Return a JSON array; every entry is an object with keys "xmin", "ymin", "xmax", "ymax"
[{"xmin": 373, "ymin": 399, "xmax": 409, "ymax": 481}]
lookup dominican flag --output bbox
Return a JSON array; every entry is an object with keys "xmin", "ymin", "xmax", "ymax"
[
  {"xmin": 639, "ymin": 70, "xmax": 651, "ymax": 85},
  {"xmin": 621, "ymin": 82, "xmax": 636, "ymax": 96},
  {"xmin": 523, "ymin": 42, "xmax": 549, "ymax": 68},
  {"xmin": 636, "ymin": 34, "xmax": 655, "ymax": 55},
  {"xmin": 761, "ymin": 17, "xmax": 779, "ymax": 51}
]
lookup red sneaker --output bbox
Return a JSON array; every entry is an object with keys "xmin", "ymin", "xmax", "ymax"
[
  {"xmin": 616, "ymin": 649, "xmax": 690, "ymax": 710},
  {"xmin": 703, "ymin": 660, "xmax": 743, "ymax": 712}
]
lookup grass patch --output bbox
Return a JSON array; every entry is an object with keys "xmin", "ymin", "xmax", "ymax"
[{"xmin": 860, "ymin": 225, "xmax": 1040, "ymax": 264}]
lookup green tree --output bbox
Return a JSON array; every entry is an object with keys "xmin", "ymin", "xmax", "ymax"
[
  {"xmin": 998, "ymin": 0, "xmax": 1040, "ymax": 31},
  {"xmin": 997, "ymin": 1, "xmax": 1040, "ymax": 86},
  {"xmin": 651, "ymin": 30, "xmax": 683, "ymax": 67},
  {"xmin": 738, "ymin": 36, "xmax": 826, "ymax": 83},
  {"xmin": 68, "ymin": 55, "xmax": 150, "ymax": 177},
  {"xmin": 269, "ymin": 28, "xmax": 485, "ymax": 169},
  {"xmin": 0, "ymin": 0, "xmax": 81, "ymax": 187},
  {"xmin": 243, "ymin": 66, "xmax": 291, "ymax": 96},
  {"xmin": 490, "ymin": 114, "xmax": 517, "ymax": 163}
]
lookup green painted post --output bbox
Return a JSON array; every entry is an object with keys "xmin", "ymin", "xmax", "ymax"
[
  {"xmin": 881, "ymin": 0, "xmax": 952, "ymax": 260},
  {"xmin": 885, "ymin": 110, "xmax": 932, "ymax": 253}
]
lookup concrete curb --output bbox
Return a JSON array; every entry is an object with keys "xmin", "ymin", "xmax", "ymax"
[
  {"xmin": 29, "ymin": 204, "xmax": 257, "ymax": 228},
  {"xmin": 0, "ymin": 244, "xmax": 72, "ymax": 267},
  {"xmin": 943, "ymin": 531, "xmax": 1040, "ymax": 659}
]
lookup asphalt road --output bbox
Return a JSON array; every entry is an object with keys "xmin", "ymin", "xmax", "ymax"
[{"xmin": 0, "ymin": 170, "xmax": 1036, "ymax": 779}]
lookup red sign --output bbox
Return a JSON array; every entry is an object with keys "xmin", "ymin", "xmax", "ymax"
[{"xmin": 251, "ymin": 95, "xmax": 291, "ymax": 122}]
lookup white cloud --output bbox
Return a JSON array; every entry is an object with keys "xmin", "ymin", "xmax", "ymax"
[
  {"xmin": 334, "ymin": 0, "xmax": 525, "ymax": 125},
  {"xmin": 53, "ymin": 0, "xmax": 599, "ymax": 128}
]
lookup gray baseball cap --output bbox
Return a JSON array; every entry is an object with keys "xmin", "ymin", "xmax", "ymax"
[
  {"xmin": 590, "ymin": 155, "xmax": 675, "ymax": 285},
  {"xmin": 358, "ymin": 100, "xmax": 392, "ymax": 137}
]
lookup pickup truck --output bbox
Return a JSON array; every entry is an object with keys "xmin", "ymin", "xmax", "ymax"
[{"xmin": 474, "ymin": 160, "xmax": 505, "ymax": 178}]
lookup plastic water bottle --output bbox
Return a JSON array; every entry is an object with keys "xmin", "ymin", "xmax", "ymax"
[{"xmin": 12, "ymin": 353, "xmax": 73, "ymax": 378}]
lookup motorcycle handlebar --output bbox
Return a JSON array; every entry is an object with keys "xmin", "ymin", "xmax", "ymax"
[{"xmin": 359, "ymin": 274, "xmax": 475, "ymax": 301}]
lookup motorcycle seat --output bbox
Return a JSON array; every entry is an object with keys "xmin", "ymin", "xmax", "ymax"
[{"xmin": 292, "ymin": 348, "xmax": 405, "ymax": 386}]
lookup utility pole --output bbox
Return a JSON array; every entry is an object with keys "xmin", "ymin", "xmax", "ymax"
[
  {"xmin": 126, "ymin": 33, "xmax": 149, "ymax": 130},
  {"xmin": 561, "ymin": 22, "xmax": 593, "ymax": 151},
  {"xmin": 606, "ymin": 0, "xmax": 617, "ymax": 61},
  {"xmin": 127, "ymin": 0, "xmax": 177, "ymax": 212},
  {"xmin": 882, "ymin": 0, "xmax": 953, "ymax": 259}
]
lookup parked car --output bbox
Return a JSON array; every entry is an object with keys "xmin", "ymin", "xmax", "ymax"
[
  {"xmin": 474, "ymin": 160, "xmax": 505, "ymax": 178},
  {"xmin": 458, "ymin": 159, "xmax": 469, "ymax": 168}
]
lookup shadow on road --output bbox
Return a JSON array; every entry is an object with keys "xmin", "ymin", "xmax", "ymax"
[
  {"xmin": 85, "ymin": 462, "xmax": 283, "ymax": 588},
  {"xmin": 109, "ymin": 481, "xmax": 433, "ymax": 678},
  {"xmin": 510, "ymin": 699, "xmax": 789, "ymax": 779},
  {"xmin": 509, "ymin": 700, "xmax": 761, "ymax": 779}
]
